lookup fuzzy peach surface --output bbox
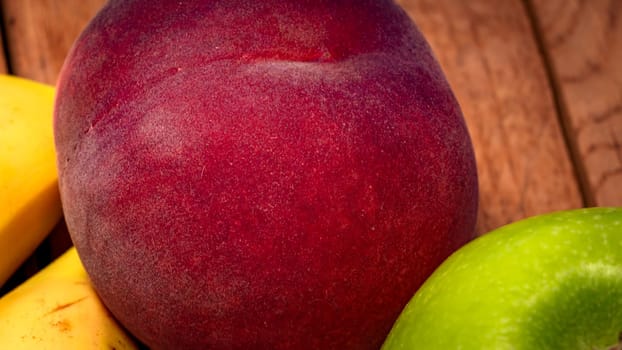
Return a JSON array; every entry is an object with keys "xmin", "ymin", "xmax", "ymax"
[{"xmin": 54, "ymin": 1, "xmax": 478, "ymax": 349}]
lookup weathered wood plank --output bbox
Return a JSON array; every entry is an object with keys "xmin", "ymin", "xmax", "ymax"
[
  {"xmin": 0, "ymin": 0, "xmax": 105, "ymax": 84},
  {"xmin": 529, "ymin": 0, "xmax": 622, "ymax": 207},
  {"xmin": 396, "ymin": 0, "xmax": 584, "ymax": 234}
]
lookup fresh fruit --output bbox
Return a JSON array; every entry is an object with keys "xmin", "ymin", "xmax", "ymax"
[
  {"xmin": 54, "ymin": 0, "xmax": 479, "ymax": 348},
  {"xmin": 382, "ymin": 207, "xmax": 622, "ymax": 350},
  {"xmin": 0, "ymin": 246, "xmax": 139, "ymax": 349},
  {"xmin": 0, "ymin": 74, "xmax": 62, "ymax": 287}
]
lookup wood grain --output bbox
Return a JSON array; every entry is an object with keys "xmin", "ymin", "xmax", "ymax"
[
  {"xmin": 529, "ymin": 0, "xmax": 622, "ymax": 207},
  {"xmin": 0, "ymin": 0, "xmax": 105, "ymax": 84},
  {"xmin": 397, "ymin": 0, "xmax": 584, "ymax": 233}
]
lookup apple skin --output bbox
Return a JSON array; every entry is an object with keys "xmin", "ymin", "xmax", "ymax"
[
  {"xmin": 382, "ymin": 207, "xmax": 622, "ymax": 350},
  {"xmin": 53, "ymin": 1, "xmax": 478, "ymax": 349}
]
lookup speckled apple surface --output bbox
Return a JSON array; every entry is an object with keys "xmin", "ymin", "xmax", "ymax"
[
  {"xmin": 54, "ymin": 1, "xmax": 478, "ymax": 349},
  {"xmin": 382, "ymin": 207, "xmax": 622, "ymax": 350}
]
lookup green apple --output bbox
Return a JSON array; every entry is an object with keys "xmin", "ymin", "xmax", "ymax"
[{"xmin": 382, "ymin": 207, "xmax": 622, "ymax": 349}]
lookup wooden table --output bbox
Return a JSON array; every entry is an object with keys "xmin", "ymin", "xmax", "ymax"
[{"xmin": 1, "ymin": 1, "xmax": 620, "ymax": 281}]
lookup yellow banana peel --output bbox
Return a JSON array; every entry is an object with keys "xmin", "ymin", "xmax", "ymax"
[
  {"xmin": 0, "ymin": 247, "xmax": 139, "ymax": 349},
  {"xmin": 0, "ymin": 74, "xmax": 62, "ymax": 286}
]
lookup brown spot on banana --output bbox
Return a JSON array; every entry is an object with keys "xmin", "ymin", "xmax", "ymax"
[
  {"xmin": 44, "ymin": 296, "xmax": 88, "ymax": 315},
  {"xmin": 50, "ymin": 319, "xmax": 72, "ymax": 333}
]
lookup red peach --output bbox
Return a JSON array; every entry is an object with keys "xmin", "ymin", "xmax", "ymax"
[{"xmin": 54, "ymin": 1, "xmax": 478, "ymax": 349}]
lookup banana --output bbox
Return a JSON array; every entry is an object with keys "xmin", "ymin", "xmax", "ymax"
[
  {"xmin": 0, "ymin": 246, "xmax": 139, "ymax": 349},
  {"xmin": 0, "ymin": 74, "xmax": 63, "ymax": 286}
]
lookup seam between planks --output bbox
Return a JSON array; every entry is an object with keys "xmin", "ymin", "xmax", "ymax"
[
  {"xmin": 522, "ymin": 0, "xmax": 591, "ymax": 207},
  {"xmin": 0, "ymin": 3, "xmax": 13, "ymax": 73}
]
